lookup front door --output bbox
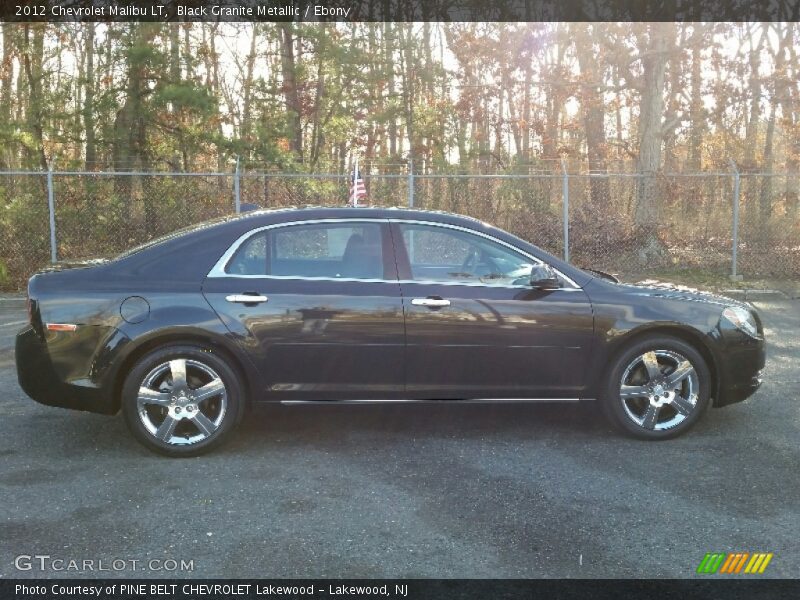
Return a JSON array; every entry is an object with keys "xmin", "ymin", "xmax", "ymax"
[
  {"xmin": 203, "ymin": 219, "xmax": 406, "ymax": 400},
  {"xmin": 391, "ymin": 221, "xmax": 594, "ymax": 399}
]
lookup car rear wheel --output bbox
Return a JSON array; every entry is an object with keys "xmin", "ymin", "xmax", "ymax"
[
  {"xmin": 121, "ymin": 344, "xmax": 244, "ymax": 456},
  {"xmin": 600, "ymin": 335, "xmax": 711, "ymax": 439}
]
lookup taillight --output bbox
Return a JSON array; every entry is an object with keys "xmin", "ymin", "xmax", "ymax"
[
  {"xmin": 46, "ymin": 323, "xmax": 77, "ymax": 332},
  {"xmin": 26, "ymin": 294, "xmax": 32, "ymax": 323}
]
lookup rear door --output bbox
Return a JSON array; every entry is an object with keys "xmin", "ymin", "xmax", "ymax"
[
  {"xmin": 203, "ymin": 219, "xmax": 406, "ymax": 400},
  {"xmin": 391, "ymin": 221, "xmax": 594, "ymax": 399}
]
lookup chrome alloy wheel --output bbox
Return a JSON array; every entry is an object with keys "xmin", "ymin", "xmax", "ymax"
[
  {"xmin": 137, "ymin": 358, "xmax": 227, "ymax": 446},
  {"xmin": 618, "ymin": 349, "xmax": 699, "ymax": 431}
]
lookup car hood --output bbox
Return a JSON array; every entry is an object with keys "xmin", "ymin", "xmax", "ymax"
[{"xmin": 609, "ymin": 279, "xmax": 749, "ymax": 310}]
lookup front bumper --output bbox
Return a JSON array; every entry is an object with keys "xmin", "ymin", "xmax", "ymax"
[
  {"xmin": 15, "ymin": 325, "xmax": 120, "ymax": 415},
  {"xmin": 714, "ymin": 332, "xmax": 766, "ymax": 407},
  {"xmin": 718, "ymin": 371, "xmax": 763, "ymax": 406}
]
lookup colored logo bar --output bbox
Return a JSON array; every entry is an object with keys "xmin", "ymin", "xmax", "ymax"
[{"xmin": 697, "ymin": 552, "xmax": 773, "ymax": 574}]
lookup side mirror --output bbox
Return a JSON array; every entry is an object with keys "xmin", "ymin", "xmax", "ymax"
[{"xmin": 529, "ymin": 264, "xmax": 561, "ymax": 290}]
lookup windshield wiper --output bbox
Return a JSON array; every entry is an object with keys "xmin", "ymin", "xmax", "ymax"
[{"xmin": 581, "ymin": 267, "xmax": 620, "ymax": 283}]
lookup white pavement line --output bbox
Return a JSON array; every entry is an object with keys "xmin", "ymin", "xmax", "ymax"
[{"xmin": 0, "ymin": 320, "xmax": 27, "ymax": 328}]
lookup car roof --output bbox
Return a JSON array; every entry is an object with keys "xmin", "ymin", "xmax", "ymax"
[
  {"xmin": 114, "ymin": 205, "xmax": 593, "ymax": 288},
  {"xmin": 232, "ymin": 205, "xmax": 488, "ymax": 226}
]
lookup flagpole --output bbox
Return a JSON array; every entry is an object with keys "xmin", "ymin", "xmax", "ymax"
[{"xmin": 352, "ymin": 156, "xmax": 359, "ymax": 207}]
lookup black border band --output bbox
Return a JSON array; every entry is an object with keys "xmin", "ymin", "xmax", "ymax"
[
  {"xmin": 3, "ymin": 579, "xmax": 800, "ymax": 600},
  {"xmin": 3, "ymin": 0, "xmax": 800, "ymax": 22}
]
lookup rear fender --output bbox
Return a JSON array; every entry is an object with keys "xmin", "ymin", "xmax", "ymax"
[{"xmin": 105, "ymin": 298, "xmax": 265, "ymax": 412}]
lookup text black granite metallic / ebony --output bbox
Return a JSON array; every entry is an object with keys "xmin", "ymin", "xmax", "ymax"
[{"xmin": 15, "ymin": 207, "xmax": 765, "ymax": 455}]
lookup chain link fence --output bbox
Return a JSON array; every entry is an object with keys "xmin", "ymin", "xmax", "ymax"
[
  {"xmin": 0, "ymin": 172, "xmax": 51, "ymax": 290},
  {"xmin": 52, "ymin": 172, "xmax": 235, "ymax": 262},
  {"xmin": 1, "ymin": 167, "xmax": 798, "ymax": 291}
]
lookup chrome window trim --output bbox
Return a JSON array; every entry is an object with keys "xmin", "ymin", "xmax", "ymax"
[
  {"xmin": 207, "ymin": 218, "xmax": 389, "ymax": 280},
  {"xmin": 397, "ymin": 279, "xmax": 582, "ymax": 291},
  {"xmin": 389, "ymin": 219, "xmax": 579, "ymax": 289},
  {"xmin": 206, "ymin": 216, "xmax": 580, "ymax": 289}
]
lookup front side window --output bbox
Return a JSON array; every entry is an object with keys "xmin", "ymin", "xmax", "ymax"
[
  {"xmin": 398, "ymin": 224, "xmax": 535, "ymax": 286},
  {"xmin": 225, "ymin": 222, "xmax": 384, "ymax": 280}
]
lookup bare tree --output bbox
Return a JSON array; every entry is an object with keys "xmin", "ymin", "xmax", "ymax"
[{"xmin": 634, "ymin": 22, "xmax": 674, "ymax": 262}]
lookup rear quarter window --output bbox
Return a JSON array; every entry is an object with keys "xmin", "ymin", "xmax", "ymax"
[{"xmin": 225, "ymin": 222, "xmax": 384, "ymax": 280}]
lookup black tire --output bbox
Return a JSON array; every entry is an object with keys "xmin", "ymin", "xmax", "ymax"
[
  {"xmin": 600, "ymin": 335, "xmax": 711, "ymax": 440},
  {"xmin": 121, "ymin": 344, "xmax": 245, "ymax": 457}
]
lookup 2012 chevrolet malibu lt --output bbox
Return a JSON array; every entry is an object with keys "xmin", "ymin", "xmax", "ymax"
[{"xmin": 16, "ymin": 207, "xmax": 765, "ymax": 456}]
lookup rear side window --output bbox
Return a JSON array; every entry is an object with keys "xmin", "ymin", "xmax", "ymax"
[
  {"xmin": 226, "ymin": 232, "xmax": 268, "ymax": 275},
  {"xmin": 225, "ymin": 222, "xmax": 384, "ymax": 280}
]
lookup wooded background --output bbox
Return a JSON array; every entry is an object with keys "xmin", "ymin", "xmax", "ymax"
[
  {"xmin": 2, "ymin": 22, "xmax": 799, "ymax": 175},
  {"xmin": 0, "ymin": 22, "xmax": 799, "ymax": 288}
]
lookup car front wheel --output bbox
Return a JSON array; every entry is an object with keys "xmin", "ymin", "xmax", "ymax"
[
  {"xmin": 121, "ymin": 344, "xmax": 244, "ymax": 456},
  {"xmin": 601, "ymin": 335, "xmax": 711, "ymax": 439}
]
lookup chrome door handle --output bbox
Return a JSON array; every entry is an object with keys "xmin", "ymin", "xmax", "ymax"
[
  {"xmin": 225, "ymin": 294, "xmax": 268, "ymax": 304},
  {"xmin": 411, "ymin": 297, "xmax": 450, "ymax": 307}
]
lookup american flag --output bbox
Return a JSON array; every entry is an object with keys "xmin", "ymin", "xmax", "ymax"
[{"xmin": 349, "ymin": 159, "xmax": 367, "ymax": 206}]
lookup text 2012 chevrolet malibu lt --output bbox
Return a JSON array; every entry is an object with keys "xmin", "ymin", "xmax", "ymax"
[{"xmin": 16, "ymin": 207, "xmax": 765, "ymax": 456}]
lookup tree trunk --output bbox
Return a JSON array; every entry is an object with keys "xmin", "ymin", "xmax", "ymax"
[
  {"xmin": 687, "ymin": 26, "xmax": 705, "ymax": 171},
  {"xmin": 113, "ymin": 24, "xmax": 152, "ymax": 210},
  {"xmin": 759, "ymin": 24, "xmax": 792, "ymax": 235},
  {"xmin": 744, "ymin": 25, "xmax": 766, "ymax": 168},
  {"xmin": 279, "ymin": 23, "xmax": 303, "ymax": 161},
  {"xmin": 0, "ymin": 24, "xmax": 13, "ymax": 169},
  {"xmin": 521, "ymin": 30, "xmax": 532, "ymax": 164},
  {"xmin": 503, "ymin": 66, "xmax": 522, "ymax": 159},
  {"xmin": 241, "ymin": 24, "xmax": 258, "ymax": 145},
  {"xmin": 309, "ymin": 48, "xmax": 325, "ymax": 169},
  {"xmin": 183, "ymin": 24, "xmax": 193, "ymax": 79},
  {"xmin": 206, "ymin": 23, "xmax": 226, "ymax": 176},
  {"xmin": 784, "ymin": 27, "xmax": 799, "ymax": 219},
  {"xmin": 662, "ymin": 26, "xmax": 685, "ymax": 172},
  {"xmin": 634, "ymin": 22, "xmax": 672, "ymax": 264},
  {"xmin": 401, "ymin": 24, "xmax": 415, "ymax": 165},
  {"xmin": 575, "ymin": 24, "xmax": 610, "ymax": 209},
  {"xmin": 168, "ymin": 23, "xmax": 183, "ymax": 171},
  {"xmin": 384, "ymin": 21, "xmax": 397, "ymax": 161},
  {"xmin": 22, "ymin": 23, "xmax": 48, "ymax": 171},
  {"xmin": 614, "ymin": 64, "xmax": 624, "ymax": 161},
  {"xmin": 83, "ymin": 23, "xmax": 96, "ymax": 171}
]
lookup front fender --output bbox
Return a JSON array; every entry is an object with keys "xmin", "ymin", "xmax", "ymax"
[{"xmin": 583, "ymin": 279, "xmax": 726, "ymax": 400}]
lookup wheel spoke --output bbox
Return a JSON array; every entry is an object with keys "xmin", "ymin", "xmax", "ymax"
[
  {"xmin": 641, "ymin": 352, "xmax": 661, "ymax": 381},
  {"xmin": 192, "ymin": 412, "xmax": 217, "ymax": 437},
  {"xmin": 193, "ymin": 378, "xmax": 225, "ymax": 403},
  {"xmin": 137, "ymin": 387, "xmax": 171, "ymax": 408},
  {"xmin": 641, "ymin": 404, "xmax": 660, "ymax": 429},
  {"xmin": 155, "ymin": 415, "xmax": 178, "ymax": 441},
  {"xmin": 169, "ymin": 359, "xmax": 187, "ymax": 391},
  {"xmin": 620, "ymin": 384, "xmax": 649, "ymax": 400},
  {"xmin": 670, "ymin": 394, "xmax": 695, "ymax": 416},
  {"xmin": 138, "ymin": 357, "xmax": 229, "ymax": 447},
  {"xmin": 666, "ymin": 360, "xmax": 694, "ymax": 389}
]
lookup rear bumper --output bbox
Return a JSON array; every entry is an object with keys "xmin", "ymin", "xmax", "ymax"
[{"xmin": 15, "ymin": 325, "xmax": 120, "ymax": 415}]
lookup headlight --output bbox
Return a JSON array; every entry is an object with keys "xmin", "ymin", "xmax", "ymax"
[{"xmin": 722, "ymin": 306, "xmax": 760, "ymax": 338}]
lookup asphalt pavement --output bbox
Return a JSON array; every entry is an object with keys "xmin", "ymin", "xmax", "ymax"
[{"xmin": 0, "ymin": 296, "xmax": 797, "ymax": 579}]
